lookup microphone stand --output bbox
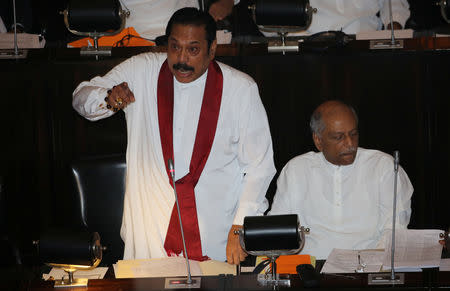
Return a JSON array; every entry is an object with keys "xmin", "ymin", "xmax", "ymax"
[
  {"xmin": 390, "ymin": 151, "xmax": 399, "ymax": 281},
  {"xmin": 198, "ymin": 0, "xmax": 205, "ymax": 11},
  {"xmin": 164, "ymin": 159, "xmax": 201, "ymax": 289},
  {"xmin": 369, "ymin": 0, "xmax": 403, "ymax": 50},
  {"xmin": 368, "ymin": 150, "xmax": 404, "ymax": 285},
  {"xmin": 0, "ymin": 0, "xmax": 28, "ymax": 59},
  {"xmin": 13, "ymin": 0, "xmax": 18, "ymax": 56},
  {"xmin": 388, "ymin": 0, "xmax": 396, "ymax": 47}
]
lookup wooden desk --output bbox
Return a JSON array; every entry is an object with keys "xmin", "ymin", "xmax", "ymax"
[{"xmin": 24, "ymin": 271, "xmax": 450, "ymax": 291}]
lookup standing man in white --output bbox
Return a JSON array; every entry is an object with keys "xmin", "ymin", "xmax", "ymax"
[
  {"xmin": 269, "ymin": 100, "xmax": 413, "ymax": 260},
  {"xmin": 72, "ymin": 7, "xmax": 275, "ymax": 264}
]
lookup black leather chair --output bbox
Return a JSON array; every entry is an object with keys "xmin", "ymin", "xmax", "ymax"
[
  {"xmin": 70, "ymin": 154, "xmax": 126, "ymax": 266},
  {"xmin": 0, "ymin": 176, "xmax": 22, "ymax": 268}
]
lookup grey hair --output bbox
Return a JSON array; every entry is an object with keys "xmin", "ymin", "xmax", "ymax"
[
  {"xmin": 309, "ymin": 111, "xmax": 326, "ymax": 135},
  {"xmin": 309, "ymin": 103, "xmax": 358, "ymax": 136}
]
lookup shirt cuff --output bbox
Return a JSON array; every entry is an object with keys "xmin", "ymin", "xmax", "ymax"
[{"xmin": 232, "ymin": 201, "xmax": 268, "ymax": 225}]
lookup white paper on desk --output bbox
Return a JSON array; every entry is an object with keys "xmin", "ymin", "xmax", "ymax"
[
  {"xmin": 0, "ymin": 33, "xmax": 44, "ymax": 49},
  {"xmin": 115, "ymin": 257, "xmax": 203, "ymax": 278},
  {"xmin": 42, "ymin": 267, "xmax": 108, "ymax": 280},
  {"xmin": 198, "ymin": 259, "xmax": 236, "ymax": 276},
  {"xmin": 216, "ymin": 30, "xmax": 232, "ymax": 44},
  {"xmin": 321, "ymin": 249, "xmax": 383, "ymax": 274},
  {"xmin": 382, "ymin": 229, "xmax": 443, "ymax": 271},
  {"xmin": 356, "ymin": 29, "xmax": 413, "ymax": 40},
  {"xmin": 440, "ymin": 259, "xmax": 450, "ymax": 271}
]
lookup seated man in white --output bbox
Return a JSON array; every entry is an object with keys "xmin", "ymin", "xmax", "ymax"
[
  {"xmin": 122, "ymin": 0, "xmax": 237, "ymax": 40},
  {"xmin": 269, "ymin": 100, "xmax": 413, "ymax": 260},
  {"xmin": 261, "ymin": 0, "xmax": 410, "ymax": 37}
]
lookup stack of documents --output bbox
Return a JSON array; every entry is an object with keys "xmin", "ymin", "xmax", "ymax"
[
  {"xmin": 356, "ymin": 29, "xmax": 413, "ymax": 40},
  {"xmin": 0, "ymin": 33, "xmax": 44, "ymax": 49},
  {"xmin": 321, "ymin": 229, "xmax": 444, "ymax": 273},
  {"xmin": 42, "ymin": 258, "xmax": 236, "ymax": 280},
  {"xmin": 381, "ymin": 229, "xmax": 443, "ymax": 272},
  {"xmin": 113, "ymin": 257, "xmax": 236, "ymax": 278},
  {"xmin": 321, "ymin": 249, "xmax": 383, "ymax": 273},
  {"xmin": 43, "ymin": 267, "xmax": 108, "ymax": 280},
  {"xmin": 440, "ymin": 259, "xmax": 450, "ymax": 271}
]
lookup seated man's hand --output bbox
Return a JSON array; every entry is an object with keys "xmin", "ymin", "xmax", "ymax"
[
  {"xmin": 209, "ymin": 0, "xmax": 234, "ymax": 21},
  {"xmin": 226, "ymin": 224, "xmax": 247, "ymax": 265},
  {"xmin": 105, "ymin": 82, "xmax": 135, "ymax": 111},
  {"xmin": 386, "ymin": 22, "xmax": 402, "ymax": 30},
  {"xmin": 440, "ymin": 239, "xmax": 449, "ymax": 249}
]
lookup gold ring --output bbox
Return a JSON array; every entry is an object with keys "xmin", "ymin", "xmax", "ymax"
[{"xmin": 116, "ymin": 98, "xmax": 123, "ymax": 106}]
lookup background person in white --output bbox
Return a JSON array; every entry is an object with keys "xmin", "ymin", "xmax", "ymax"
[
  {"xmin": 72, "ymin": 8, "xmax": 275, "ymax": 264},
  {"xmin": 0, "ymin": 17, "xmax": 5, "ymax": 33},
  {"xmin": 123, "ymin": 0, "xmax": 238, "ymax": 40},
  {"xmin": 261, "ymin": 0, "xmax": 409, "ymax": 36},
  {"xmin": 269, "ymin": 100, "xmax": 413, "ymax": 260}
]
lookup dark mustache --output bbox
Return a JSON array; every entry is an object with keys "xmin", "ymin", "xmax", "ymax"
[
  {"xmin": 173, "ymin": 63, "xmax": 194, "ymax": 72},
  {"xmin": 340, "ymin": 147, "xmax": 357, "ymax": 156}
]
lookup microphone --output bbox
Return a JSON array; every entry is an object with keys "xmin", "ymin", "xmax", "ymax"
[
  {"xmin": 168, "ymin": 158, "xmax": 176, "ymax": 180},
  {"xmin": 167, "ymin": 159, "xmax": 193, "ymax": 285},
  {"xmin": 394, "ymin": 150, "xmax": 399, "ymax": 172}
]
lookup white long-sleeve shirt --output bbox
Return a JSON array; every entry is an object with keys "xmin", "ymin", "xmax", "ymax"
[
  {"xmin": 0, "ymin": 17, "xmax": 6, "ymax": 33},
  {"xmin": 263, "ymin": 0, "xmax": 410, "ymax": 36},
  {"xmin": 72, "ymin": 52, "xmax": 275, "ymax": 261},
  {"xmin": 269, "ymin": 148, "xmax": 413, "ymax": 260},
  {"xmin": 122, "ymin": 0, "xmax": 239, "ymax": 40}
]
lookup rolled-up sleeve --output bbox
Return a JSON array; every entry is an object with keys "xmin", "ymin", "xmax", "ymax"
[{"xmin": 72, "ymin": 56, "xmax": 138, "ymax": 121}]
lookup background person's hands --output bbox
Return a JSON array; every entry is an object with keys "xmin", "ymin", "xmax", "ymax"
[{"xmin": 208, "ymin": 0, "xmax": 234, "ymax": 21}]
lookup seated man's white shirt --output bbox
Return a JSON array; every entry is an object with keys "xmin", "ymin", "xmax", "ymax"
[
  {"xmin": 269, "ymin": 148, "xmax": 413, "ymax": 260},
  {"xmin": 123, "ymin": 0, "xmax": 198, "ymax": 39},
  {"xmin": 123, "ymin": 0, "xmax": 240, "ymax": 40},
  {"xmin": 0, "ymin": 17, "xmax": 6, "ymax": 33},
  {"xmin": 263, "ymin": 0, "xmax": 410, "ymax": 36},
  {"xmin": 72, "ymin": 52, "xmax": 275, "ymax": 261}
]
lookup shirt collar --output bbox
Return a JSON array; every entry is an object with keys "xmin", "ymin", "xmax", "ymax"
[
  {"xmin": 319, "ymin": 148, "xmax": 360, "ymax": 173},
  {"xmin": 174, "ymin": 69, "xmax": 208, "ymax": 90}
]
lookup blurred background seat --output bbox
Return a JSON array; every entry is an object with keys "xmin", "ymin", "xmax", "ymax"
[{"xmin": 70, "ymin": 154, "xmax": 126, "ymax": 266}]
